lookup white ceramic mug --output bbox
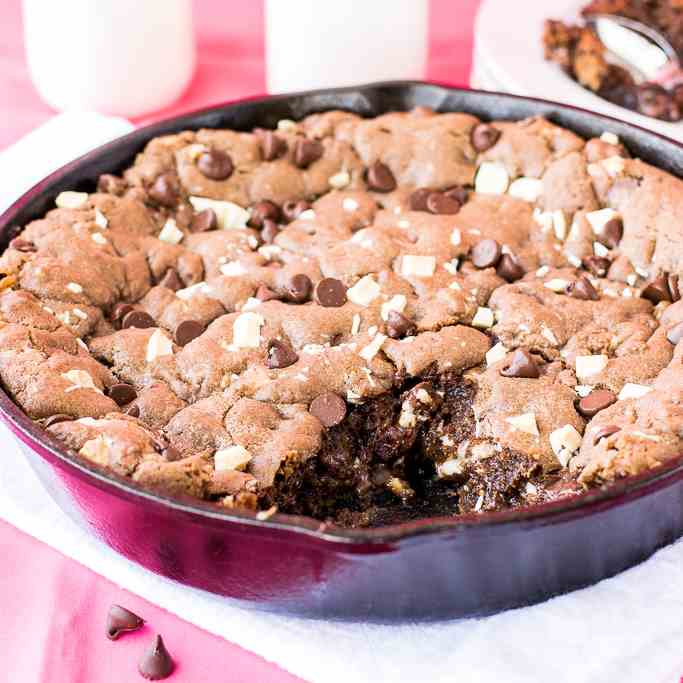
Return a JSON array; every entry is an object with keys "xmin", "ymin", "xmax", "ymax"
[
  {"xmin": 265, "ymin": 0, "xmax": 429, "ymax": 93},
  {"xmin": 22, "ymin": 0, "xmax": 196, "ymax": 117}
]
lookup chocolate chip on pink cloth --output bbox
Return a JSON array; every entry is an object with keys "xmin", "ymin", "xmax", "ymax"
[
  {"xmin": 106, "ymin": 604, "xmax": 144, "ymax": 640},
  {"xmin": 138, "ymin": 634, "xmax": 174, "ymax": 680}
]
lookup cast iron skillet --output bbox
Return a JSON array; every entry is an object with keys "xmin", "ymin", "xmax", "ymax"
[{"xmin": 2, "ymin": 81, "xmax": 683, "ymax": 622}]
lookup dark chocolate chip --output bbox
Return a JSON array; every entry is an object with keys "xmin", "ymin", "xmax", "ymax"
[
  {"xmin": 366, "ymin": 162, "xmax": 396, "ymax": 192},
  {"xmin": 386, "ymin": 310, "xmax": 417, "ymax": 339},
  {"xmin": 500, "ymin": 349, "xmax": 539, "ymax": 379},
  {"xmin": 197, "ymin": 149, "xmax": 234, "ymax": 180},
  {"xmin": 106, "ymin": 604, "xmax": 144, "ymax": 640},
  {"xmin": 138, "ymin": 634, "xmax": 174, "ymax": 681},
  {"xmin": 567, "ymin": 276, "xmax": 599, "ymax": 301},
  {"xmin": 285, "ymin": 274, "xmax": 312, "ymax": 303},
  {"xmin": 471, "ymin": 239, "xmax": 502, "ymax": 269},
  {"xmin": 578, "ymin": 389, "xmax": 617, "ymax": 418},
  {"xmin": 126, "ymin": 404, "xmax": 140, "ymax": 418},
  {"xmin": 162, "ymin": 446, "xmax": 181, "ymax": 462},
  {"xmin": 310, "ymin": 392, "xmax": 347, "ymax": 427},
  {"xmin": 426, "ymin": 192, "xmax": 461, "ymax": 215},
  {"xmin": 667, "ymin": 321, "xmax": 683, "ymax": 345},
  {"xmin": 109, "ymin": 383, "xmax": 137, "ymax": 407},
  {"xmin": 97, "ymin": 174, "xmax": 126, "ymax": 196},
  {"xmin": 249, "ymin": 200, "xmax": 281, "ymax": 228},
  {"xmin": 641, "ymin": 275, "xmax": 672, "ymax": 304},
  {"xmin": 261, "ymin": 131, "xmax": 287, "ymax": 161},
  {"xmin": 266, "ymin": 339, "xmax": 299, "ymax": 369},
  {"xmin": 314, "ymin": 278, "xmax": 347, "ymax": 307},
  {"xmin": 148, "ymin": 174, "xmax": 178, "ymax": 208},
  {"xmin": 9, "ymin": 238, "xmax": 36, "ymax": 252},
  {"xmin": 409, "ymin": 188, "xmax": 432, "ymax": 211},
  {"xmin": 598, "ymin": 217, "xmax": 623, "ymax": 249},
  {"xmin": 583, "ymin": 256, "xmax": 611, "ymax": 278},
  {"xmin": 256, "ymin": 285, "xmax": 280, "ymax": 302},
  {"xmin": 668, "ymin": 274, "xmax": 681, "ymax": 302},
  {"xmin": 444, "ymin": 185, "xmax": 469, "ymax": 204},
  {"xmin": 190, "ymin": 208, "xmax": 217, "ymax": 233},
  {"xmin": 293, "ymin": 138, "xmax": 323, "ymax": 168},
  {"xmin": 121, "ymin": 310, "xmax": 155, "ymax": 329},
  {"xmin": 496, "ymin": 253, "xmax": 525, "ymax": 282},
  {"xmin": 158, "ymin": 268, "xmax": 182, "ymax": 291},
  {"xmin": 470, "ymin": 123, "xmax": 501, "ymax": 152},
  {"xmin": 175, "ymin": 319, "xmax": 205, "ymax": 346},
  {"xmin": 593, "ymin": 424, "xmax": 620, "ymax": 445},
  {"xmin": 282, "ymin": 200, "xmax": 311, "ymax": 222},
  {"xmin": 261, "ymin": 219, "xmax": 280, "ymax": 244},
  {"xmin": 44, "ymin": 414, "xmax": 74, "ymax": 428},
  {"xmin": 112, "ymin": 303, "xmax": 134, "ymax": 325}
]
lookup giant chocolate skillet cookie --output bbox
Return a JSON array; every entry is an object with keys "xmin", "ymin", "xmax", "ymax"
[{"xmin": 2, "ymin": 108, "xmax": 683, "ymax": 528}]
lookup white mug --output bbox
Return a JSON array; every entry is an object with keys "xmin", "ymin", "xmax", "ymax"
[
  {"xmin": 22, "ymin": 0, "xmax": 196, "ymax": 117},
  {"xmin": 265, "ymin": 0, "xmax": 429, "ymax": 93}
]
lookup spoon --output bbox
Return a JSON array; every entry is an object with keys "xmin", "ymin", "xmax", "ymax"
[{"xmin": 584, "ymin": 13, "xmax": 682, "ymax": 86}]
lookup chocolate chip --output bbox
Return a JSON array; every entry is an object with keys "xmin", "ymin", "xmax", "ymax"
[
  {"xmin": 583, "ymin": 256, "xmax": 611, "ymax": 277},
  {"xmin": 668, "ymin": 274, "xmax": 681, "ymax": 302},
  {"xmin": 567, "ymin": 276, "xmax": 599, "ymax": 301},
  {"xmin": 256, "ymin": 285, "xmax": 279, "ymax": 302},
  {"xmin": 109, "ymin": 383, "xmax": 137, "ymax": 407},
  {"xmin": 310, "ymin": 392, "xmax": 347, "ymax": 427},
  {"xmin": 500, "ymin": 349, "xmax": 539, "ymax": 379},
  {"xmin": 593, "ymin": 424, "xmax": 620, "ymax": 445},
  {"xmin": 444, "ymin": 185, "xmax": 469, "ymax": 204},
  {"xmin": 44, "ymin": 414, "xmax": 74, "ymax": 428},
  {"xmin": 642, "ymin": 275, "xmax": 672, "ymax": 304},
  {"xmin": 366, "ymin": 162, "xmax": 396, "ymax": 192},
  {"xmin": 249, "ymin": 200, "xmax": 281, "ymax": 228},
  {"xmin": 106, "ymin": 604, "xmax": 144, "ymax": 640},
  {"xmin": 470, "ymin": 123, "xmax": 501, "ymax": 152},
  {"xmin": 138, "ymin": 634, "xmax": 174, "ymax": 681},
  {"xmin": 578, "ymin": 389, "xmax": 617, "ymax": 418},
  {"xmin": 148, "ymin": 174, "xmax": 178, "ymax": 208},
  {"xmin": 314, "ymin": 278, "xmax": 347, "ymax": 307},
  {"xmin": 598, "ymin": 217, "xmax": 623, "ymax": 249},
  {"xmin": 637, "ymin": 83, "xmax": 675, "ymax": 120},
  {"xmin": 266, "ymin": 339, "xmax": 299, "ymax": 369},
  {"xmin": 261, "ymin": 131, "xmax": 287, "ymax": 161},
  {"xmin": 667, "ymin": 321, "xmax": 683, "ymax": 345},
  {"xmin": 190, "ymin": 208, "xmax": 217, "ymax": 233},
  {"xmin": 197, "ymin": 149, "xmax": 234, "ymax": 180},
  {"xmin": 175, "ymin": 319, "xmax": 205, "ymax": 346},
  {"xmin": 97, "ymin": 174, "xmax": 126, "ymax": 196},
  {"xmin": 409, "ymin": 188, "xmax": 431, "ymax": 211},
  {"xmin": 426, "ymin": 192, "xmax": 461, "ymax": 215},
  {"xmin": 121, "ymin": 310, "xmax": 155, "ymax": 329},
  {"xmin": 496, "ymin": 253, "xmax": 525, "ymax": 282},
  {"xmin": 261, "ymin": 219, "xmax": 280, "ymax": 244},
  {"xmin": 158, "ymin": 268, "xmax": 182, "ymax": 291},
  {"xmin": 162, "ymin": 446, "xmax": 181, "ymax": 462},
  {"xmin": 112, "ymin": 303, "xmax": 134, "ymax": 326},
  {"xmin": 471, "ymin": 239, "xmax": 502, "ymax": 269},
  {"xmin": 386, "ymin": 310, "xmax": 417, "ymax": 339},
  {"xmin": 126, "ymin": 404, "xmax": 140, "ymax": 418},
  {"xmin": 282, "ymin": 200, "xmax": 311, "ymax": 222},
  {"xmin": 293, "ymin": 138, "xmax": 323, "ymax": 168},
  {"xmin": 9, "ymin": 238, "xmax": 36, "ymax": 252},
  {"xmin": 285, "ymin": 274, "xmax": 312, "ymax": 303}
]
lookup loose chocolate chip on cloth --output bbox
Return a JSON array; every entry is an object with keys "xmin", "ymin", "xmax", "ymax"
[
  {"xmin": 106, "ymin": 604, "xmax": 144, "ymax": 640},
  {"xmin": 138, "ymin": 635, "xmax": 174, "ymax": 680}
]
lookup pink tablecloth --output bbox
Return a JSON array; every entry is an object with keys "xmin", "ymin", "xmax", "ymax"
[{"xmin": 0, "ymin": 1, "xmax": 479, "ymax": 680}]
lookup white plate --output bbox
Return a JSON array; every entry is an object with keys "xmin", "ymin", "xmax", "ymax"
[{"xmin": 474, "ymin": 0, "xmax": 683, "ymax": 141}]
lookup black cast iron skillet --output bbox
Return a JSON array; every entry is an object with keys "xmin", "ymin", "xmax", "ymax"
[{"xmin": 2, "ymin": 81, "xmax": 683, "ymax": 622}]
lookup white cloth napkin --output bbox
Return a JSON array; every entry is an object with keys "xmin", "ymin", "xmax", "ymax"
[{"xmin": 1, "ymin": 114, "xmax": 682, "ymax": 683}]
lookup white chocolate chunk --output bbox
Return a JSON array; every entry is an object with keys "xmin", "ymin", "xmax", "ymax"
[
  {"xmin": 145, "ymin": 329, "xmax": 174, "ymax": 362},
  {"xmin": 575, "ymin": 354, "xmax": 608, "ymax": 380},
  {"xmin": 544, "ymin": 278, "xmax": 570, "ymax": 293},
  {"xmin": 600, "ymin": 131, "xmax": 619, "ymax": 145},
  {"xmin": 342, "ymin": 197, "xmax": 359, "ymax": 212},
  {"xmin": 277, "ymin": 118, "xmax": 297, "ymax": 131},
  {"xmin": 158, "ymin": 218, "xmax": 184, "ymax": 245},
  {"xmin": 618, "ymin": 383, "xmax": 652, "ymax": 400},
  {"xmin": 220, "ymin": 261, "xmax": 247, "ymax": 277},
  {"xmin": 351, "ymin": 313, "xmax": 361, "ymax": 335},
  {"xmin": 508, "ymin": 177, "xmax": 543, "ymax": 202},
  {"xmin": 232, "ymin": 312, "xmax": 264, "ymax": 348},
  {"xmin": 347, "ymin": 275, "xmax": 380, "ymax": 306},
  {"xmin": 450, "ymin": 228, "xmax": 462, "ymax": 247},
  {"xmin": 189, "ymin": 196, "xmax": 250, "ymax": 230},
  {"xmin": 506, "ymin": 412, "xmax": 539, "ymax": 436},
  {"xmin": 553, "ymin": 210, "xmax": 567, "ymax": 240},
  {"xmin": 593, "ymin": 241, "xmax": 610, "ymax": 258},
  {"xmin": 381, "ymin": 294, "xmax": 407, "ymax": 321},
  {"xmin": 176, "ymin": 282, "xmax": 212, "ymax": 300},
  {"xmin": 298, "ymin": 209, "xmax": 316, "ymax": 221},
  {"xmin": 471, "ymin": 306, "xmax": 494, "ymax": 329},
  {"xmin": 541, "ymin": 325, "xmax": 558, "ymax": 346},
  {"xmin": 549, "ymin": 424, "xmax": 583, "ymax": 466},
  {"xmin": 91, "ymin": 232, "xmax": 107, "ymax": 245},
  {"xmin": 55, "ymin": 191, "xmax": 88, "ymax": 209},
  {"xmin": 602, "ymin": 155, "xmax": 625, "ymax": 176},
  {"xmin": 66, "ymin": 282, "xmax": 83, "ymax": 294},
  {"xmin": 575, "ymin": 384, "xmax": 593, "ymax": 397},
  {"xmin": 215, "ymin": 445, "xmax": 252, "ymax": 472},
  {"xmin": 360, "ymin": 333, "xmax": 387, "ymax": 362},
  {"xmin": 401, "ymin": 255, "xmax": 436, "ymax": 278},
  {"xmin": 475, "ymin": 162, "xmax": 509, "ymax": 195},
  {"xmin": 94, "ymin": 208, "xmax": 108, "ymax": 228},
  {"xmin": 533, "ymin": 208, "xmax": 553, "ymax": 232},
  {"xmin": 586, "ymin": 208, "xmax": 619, "ymax": 235},
  {"xmin": 62, "ymin": 369, "xmax": 100, "ymax": 393},
  {"xmin": 80, "ymin": 435, "xmax": 111, "ymax": 465},
  {"xmin": 329, "ymin": 170, "xmax": 351, "ymax": 189},
  {"xmin": 486, "ymin": 342, "xmax": 507, "ymax": 366}
]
